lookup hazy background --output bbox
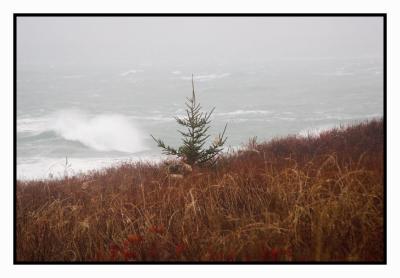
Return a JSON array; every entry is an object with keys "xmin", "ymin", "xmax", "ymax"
[
  {"xmin": 18, "ymin": 17, "xmax": 382, "ymax": 66},
  {"xmin": 17, "ymin": 17, "xmax": 384, "ymax": 179}
]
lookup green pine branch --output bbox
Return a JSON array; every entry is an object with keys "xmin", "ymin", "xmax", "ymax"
[{"xmin": 151, "ymin": 75, "xmax": 228, "ymax": 166}]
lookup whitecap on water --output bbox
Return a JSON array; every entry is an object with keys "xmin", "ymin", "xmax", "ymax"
[{"xmin": 51, "ymin": 109, "xmax": 148, "ymax": 153}]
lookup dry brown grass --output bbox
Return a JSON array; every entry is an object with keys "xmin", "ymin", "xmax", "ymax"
[{"xmin": 16, "ymin": 119, "xmax": 384, "ymax": 262}]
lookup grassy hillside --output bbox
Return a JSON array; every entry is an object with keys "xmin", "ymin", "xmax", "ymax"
[{"xmin": 16, "ymin": 119, "xmax": 384, "ymax": 262}]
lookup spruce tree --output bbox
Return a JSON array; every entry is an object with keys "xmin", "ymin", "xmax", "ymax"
[{"xmin": 151, "ymin": 75, "xmax": 227, "ymax": 166}]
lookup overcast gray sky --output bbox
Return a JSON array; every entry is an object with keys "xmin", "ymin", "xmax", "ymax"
[{"xmin": 17, "ymin": 17, "xmax": 383, "ymax": 67}]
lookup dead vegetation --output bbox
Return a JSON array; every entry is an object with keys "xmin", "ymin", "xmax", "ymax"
[{"xmin": 16, "ymin": 119, "xmax": 384, "ymax": 262}]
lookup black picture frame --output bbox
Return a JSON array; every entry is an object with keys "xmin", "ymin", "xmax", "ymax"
[{"xmin": 13, "ymin": 13, "xmax": 387, "ymax": 265}]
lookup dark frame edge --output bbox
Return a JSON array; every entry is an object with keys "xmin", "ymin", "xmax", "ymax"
[
  {"xmin": 13, "ymin": 13, "xmax": 17, "ymax": 265},
  {"xmin": 13, "ymin": 13, "xmax": 387, "ymax": 17},
  {"xmin": 382, "ymin": 13, "xmax": 387, "ymax": 265},
  {"xmin": 12, "ymin": 13, "xmax": 387, "ymax": 265}
]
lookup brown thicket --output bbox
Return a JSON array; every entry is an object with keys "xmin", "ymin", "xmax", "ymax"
[{"xmin": 16, "ymin": 119, "xmax": 384, "ymax": 262}]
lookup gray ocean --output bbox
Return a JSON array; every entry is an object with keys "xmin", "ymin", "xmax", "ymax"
[{"xmin": 17, "ymin": 58, "xmax": 383, "ymax": 180}]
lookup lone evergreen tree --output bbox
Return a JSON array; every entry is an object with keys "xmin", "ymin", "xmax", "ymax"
[{"xmin": 151, "ymin": 75, "xmax": 228, "ymax": 166}]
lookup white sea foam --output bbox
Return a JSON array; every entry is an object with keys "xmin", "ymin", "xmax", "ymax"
[
  {"xmin": 51, "ymin": 109, "xmax": 148, "ymax": 153},
  {"xmin": 181, "ymin": 73, "xmax": 230, "ymax": 82},
  {"xmin": 17, "ymin": 117, "xmax": 49, "ymax": 134},
  {"xmin": 298, "ymin": 124, "xmax": 337, "ymax": 138},
  {"xmin": 274, "ymin": 117, "xmax": 296, "ymax": 121},
  {"xmin": 120, "ymin": 69, "xmax": 143, "ymax": 76},
  {"xmin": 17, "ymin": 155, "xmax": 162, "ymax": 180},
  {"xmin": 297, "ymin": 114, "xmax": 382, "ymax": 138},
  {"xmin": 129, "ymin": 115, "xmax": 175, "ymax": 122},
  {"xmin": 303, "ymin": 113, "xmax": 382, "ymax": 122},
  {"xmin": 216, "ymin": 110, "xmax": 272, "ymax": 117}
]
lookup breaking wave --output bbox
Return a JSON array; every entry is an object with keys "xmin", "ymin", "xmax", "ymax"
[{"xmin": 51, "ymin": 110, "xmax": 148, "ymax": 153}]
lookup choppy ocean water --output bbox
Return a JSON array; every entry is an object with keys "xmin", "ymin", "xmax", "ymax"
[{"xmin": 17, "ymin": 58, "xmax": 383, "ymax": 180}]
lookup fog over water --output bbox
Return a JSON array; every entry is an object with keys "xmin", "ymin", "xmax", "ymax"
[{"xmin": 17, "ymin": 17, "xmax": 384, "ymax": 179}]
